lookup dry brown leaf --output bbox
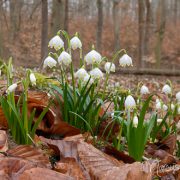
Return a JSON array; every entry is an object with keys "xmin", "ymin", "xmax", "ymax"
[
  {"xmin": 0, "ymin": 130, "xmax": 8, "ymax": 152},
  {"xmin": 16, "ymin": 167, "xmax": 73, "ymax": 180},
  {"xmin": 7, "ymin": 145, "xmax": 50, "ymax": 167}
]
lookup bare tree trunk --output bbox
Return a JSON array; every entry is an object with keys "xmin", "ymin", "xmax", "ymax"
[
  {"xmin": 155, "ymin": 0, "xmax": 166, "ymax": 68},
  {"xmin": 10, "ymin": 0, "xmax": 23, "ymax": 40},
  {"xmin": 113, "ymin": 0, "xmax": 120, "ymax": 51},
  {"xmin": 174, "ymin": 0, "xmax": 178, "ymax": 25},
  {"xmin": 0, "ymin": 3, "xmax": 3, "ymax": 57},
  {"xmin": 144, "ymin": 0, "xmax": 152, "ymax": 56},
  {"xmin": 96, "ymin": 0, "xmax": 103, "ymax": 52},
  {"xmin": 51, "ymin": 0, "xmax": 65, "ymax": 35},
  {"xmin": 64, "ymin": 0, "xmax": 69, "ymax": 32},
  {"xmin": 41, "ymin": 0, "xmax": 48, "ymax": 62},
  {"xmin": 138, "ymin": 0, "xmax": 145, "ymax": 68}
]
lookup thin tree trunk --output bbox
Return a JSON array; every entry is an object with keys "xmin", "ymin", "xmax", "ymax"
[
  {"xmin": 113, "ymin": 0, "xmax": 120, "ymax": 51},
  {"xmin": 51, "ymin": 0, "xmax": 65, "ymax": 35},
  {"xmin": 155, "ymin": 0, "xmax": 166, "ymax": 68},
  {"xmin": 64, "ymin": 0, "xmax": 69, "ymax": 32},
  {"xmin": 0, "ymin": 3, "xmax": 3, "ymax": 57},
  {"xmin": 144, "ymin": 0, "xmax": 152, "ymax": 56},
  {"xmin": 41, "ymin": 0, "xmax": 48, "ymax": 62},
  {"xmin": 138, "ymin": 0, "xmax": 145, "ymax": 68},
  {"xmin": 96, "ymin": 0, "xmax": 103, "ymax": 52},
  {"xmin": 10, "ymin": 0, "xmax": 23, "ymax": 40}
]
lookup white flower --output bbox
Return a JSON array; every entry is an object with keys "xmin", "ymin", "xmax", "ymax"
[
  {"xmin": 58, "ymin": 51, "xmax": 72, "ymax": 66},
  {"xmin": 111, "ymin": 112, "xmax": 114, "ymax": 118},
  {"xmin": 162, "ymin": 104, "xmax": 168, "ymax": 111},
  {"xmin": 30, "ymin": 73, "xmax": 36, "ymax": 86},
  {"xmin": 43, "ymin": 56, "xmax": 57, "ymax": 68},
  {"xmin": 75, "ymin": 68, "xmax": 88, "ymax": 80},
  {"xmin": 176, "ymin": 91, "xmax": 180, "ymax": 102},
  {"xmin": 119, "ymin": 54, "xmax": 133, "ymax": 67},
  {"xmin": 125, "ymin": 95, "xmax": 136, "ymax": 109},
  {"xmin": 89, "ymin": 68, "xmax": 103, "ymax": 80},
  {"xmin": 115, "ymin": 82, "xmax": 120, "ymax": 88},
  {"xmin": 6, "ymin": 83, "xmax": 17, "ymax": 93},
  {"xmin": 178, "ymin": 107, "xmax": 180, "ymax": 114},
  {"xmin": 133, "ymin": 116, "xmax": 138, "ymax": 127},
  {"xmin": 140, "ymin": 85, "xmax": 149, "ymax": 95},
  {"xmin": 171, "ymin": 104, "xmax": 175, "ymax": 111},
  {"xmin": 48, "ymin": 35, "xmax": 64, "ymax": 50},
  {"xmin": 157, "ymin": 118, "xmax": 163, "ymax": 124},
  {"xmin": 83, "ymin": 74, "xmax": 94, "ymax": 84},
  {"xmin": 162, "ymin": 84, "xmax": 171, "ymax": 95},
  {"xmin": 70, "ymin": 36, "xmax": 82, "ymax": 50},
  {"xmin": 85, "ymin": 50, "xmax": 102, "ymax": 65},
  {"xmin": 104, "ymin": 62, "xmax": 115, "ymax": 73},
  {"xmin": 156, "ymin": 99, "xmax": 160, "ymax": 103},
  {"xmin": 156, "ymin": 102, "xmax": 162, "ymax": 110}
]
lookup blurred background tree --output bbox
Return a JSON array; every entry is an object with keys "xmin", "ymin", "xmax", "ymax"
[{"xmin": 0, "ymin": 0, "xmax": 179, "ymax": 72}]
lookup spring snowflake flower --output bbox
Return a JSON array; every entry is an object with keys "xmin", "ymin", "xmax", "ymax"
[
  {"xmin": 156, "ymin": 102, "xmax": 162, "ymax": 110},
  {"xmin": 83, "ymin": 74, "xmax": 94, "ymax": 84},
  {"xmin": 133, "ymin": 116, "xmax": 138, "ymax": 127},
  {"xmin": 115, "ymin": 82, "xmax": 120, "ymax": 88},
  {"xmin": 58, "ymin": 51, "xmax": 72, "ymax": 66},
  {"xmin": 140, "ymin": 85, "xmax": 149, "ymax": 95},
  {"xmin": 156, "ymin": 99, "xmax": 160, "ymax": 103},
  {"xmin": 125, "ymin": 95, "xmax": 136, "ymax": 109},
  {"xmin": 6, "ymin": 83, "xmax": 17, "ymax": 93},
  {"xmin": 162, "ymin": 104, "xmax": 168, "ymax": 111},
  {"xmin": 30, "ymin": 73, "xmax": 36, "ymax": 86},
  {"xmin": 162, "ymin": 84, "xmax": 171, "ymax": 95},
  {"xmin": 89, "ymin": 68, "xmax": 103, "ymax": 80},
  {"xmin": 104, "ymin": 62, "xmax": 115, "ymax": 73},
  {"xmin": 85, "ymin": 50, "xmax": 102, "ymax": 65},
  {"xmin": 171, "ymin": 104, "xmax": 175, "ymax": 111},
  {"xmin": 119, "ymin": 54, "xmax": 133, "ymax": 67},
  {"xmin": 48, "ymin": 35, "xmax": 64, "ymax": 50},
  {"xmin": 176, "ymin": 91, "xmax": 180, "ymax": 102},
  {"xmin": 43, "ymin": 56, "xmax": 57, "ymax": 68},
  {"xmin": 70, "ymin": 36, "xmax": 82, "ymax": 50},
  {"xmin": 157, "ymin": 119, "xmax": 163, "ymax": 124},
  {"xmin": 178, "ymin": 107, "xmax": 180, "ymax": 114},
  {"xmin": 75, "ymin": 68, "xmax": 88, "ymax": 80}
]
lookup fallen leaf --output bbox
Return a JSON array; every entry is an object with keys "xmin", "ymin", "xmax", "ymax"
[{"xmin": 0, "ymin": 130, "xmax": 8, "ymax": 152}]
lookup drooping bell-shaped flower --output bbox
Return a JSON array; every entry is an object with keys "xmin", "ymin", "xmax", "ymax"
[
  {"xmin": 156, "ymin": 101, "xmax": 162, "ymax": 110},
  {"xmin": 133, "ymin": 116, "xmax": 138, "ymax": 127},
  {"xmin": 104, "ymin": 62, "xmax": 115, "ymax": 73},
  {"xmin": 125, "ymin": 95, "xmax": 136, "ymax": 110},
  {"xmin": 58, "ymin": 51, "xmax": 72, "ymax": 67},
  {"xmin": 48, "ymin": 35, "xmax": 64, "ymax": 50},
  {"xmin": 30, "ymin": 73, "xmax": 36, "ymax": 86},
  {"xmin": 89, "ymin": 68, "xmax": 103, "ymax": 80},
  {"xmin": 70, "ymin": 36, "xmax": 82, "ymax": 50},
  {"xmin": 140, "ymin": 85, "xmax": 149, "ymax": 95},
  {"xmin": 171, "ymin": 104, "xmax": 175, "ymax": 111},
  {"xmin": 119, "ymin": 54, "xmax": 133, "ymax": 67},
  {"xmin": 162, "ymin": 104, "xmax": 168, "ymax": 111},
  {"xmin": 157, "ymin": 118, "xmax": 163, "ymax": 124},
  {"xmin": 162, "ymin": 84, "xmax": 171, "ymax": 95},
  {"xmin": 83, "ymin": 74, "xmax": 94, "ymax": 85},
  {"xmin": 6, "ymin": 83, "xmax": 17, "ymax": 94},
  {"xmin": 85, "ymin": 50, "xmax": 102, "ymax": 65},
  {"xmin": 75, "ymin": 68, "xmax": 88, "ymax": 80},
  {"xmin": 43, "ymin": 56, "xmax": 57, "ymax": 68},
  {"xmin": 176, "ymin": 91, "xmax": 180, "ymax": 102}
]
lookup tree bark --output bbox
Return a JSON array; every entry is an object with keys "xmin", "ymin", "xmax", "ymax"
[
  {"xmin": 138, "ymin": 0, "xmax": 145, "ymax": 68},
  {"xmin": 96, "ymin": 0, "xmax": 103, "ymax": 52},
  {"xmin": 64, "ymin": 0, "xmax": 69, "ymax": 32},
  {"xmin": 51, "ymin": 0, "xmax": 65, "ymax": 35},
  {"xmin": 113, "ymin": 0, "xmax": 120, "ymax": 51},
  {"xmin": 10, "ymin": 0, "xmax": 23, "ymax": 40},
  {"xmin": 155, "ymin": 0, "xmax": 166, "ymax": 68},
  {"xmin": 41, "ymin": 0, "xmax": 48, "ymax": 62},
  {"xmin": 144, "ymin": 0, "xmax": 152, "ymax": 56}
]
